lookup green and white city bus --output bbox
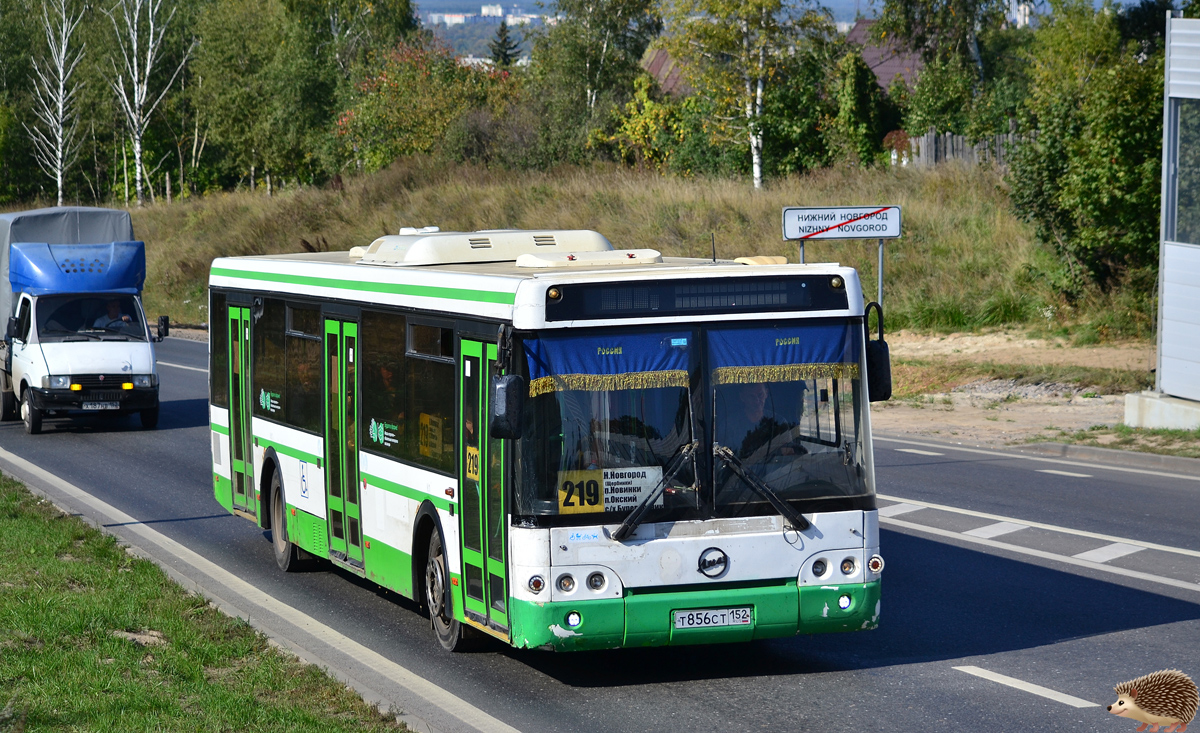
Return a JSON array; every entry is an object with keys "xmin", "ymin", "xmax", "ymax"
[{"xmin": 208, "ymin": 228, "xmax": 890, "ymax": 651}]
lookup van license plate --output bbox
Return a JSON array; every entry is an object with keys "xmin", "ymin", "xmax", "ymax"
[
  {"xmin": 82, "ymin": 402, "xmax": 119, "ymax": 410},
  {"xmin": 673, "ymin": 607, "xmax": 752, "ymax": 629}
]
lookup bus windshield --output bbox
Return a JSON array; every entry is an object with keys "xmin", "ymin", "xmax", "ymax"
[
  {"xmin": 709, "ymin": 323, "xmax": 869, "ymax": 518},
  {"xmin": 513, "ymin": 321, "xmax": 871, "ymax": 524},
  {"xmin": 515, "ymin": 329, "xmax": 699, "ymax": 521},
  {"xmin": 35, "ymin": 294, "xmax": 146, "ymax": 342}
]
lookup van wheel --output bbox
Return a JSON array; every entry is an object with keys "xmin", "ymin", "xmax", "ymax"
[
  {"xmin": 140, "ymin": 407, "xmax": 159, "ymax": 430},
  {"xmin": 270, "ymin": 472, "xmax": 303, "ymax": 572},
  {"xmin": 425, "ymin": 529, "xmax": 479, "ymax": 652},
  {"xmin": 1, "ymin": 388, "xmax": 15, "ymax": 421},
  {"xmin": 21, "ymin": 391, "xmax": 41, "ymax": 435}
]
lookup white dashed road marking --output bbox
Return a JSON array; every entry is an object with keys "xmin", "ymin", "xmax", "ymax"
[
  {"xmin": 894, "ymin": 448, "xmax": 945, "ymax": 456},
  {"xmin": 878, "ymin": 502, "xmax": 924, "ymax": 518},
  {"xmin": 1036, "ymin": 469, "xmax": 1093, "ymax": 478},
  {"xmin": 1072, "ymin": 542, "xmax": 1145, "ymax": 564},
  {"xmin": 963, "ymin": 521, "xmax": 1028, "ymax": 539},
  {"xmin": 954, "ymin": 666, "xmax": 1099, "ymax": 708},
  {"xmin": 158, "ymin": 361, "xmax": 207, "ymax": 373}
]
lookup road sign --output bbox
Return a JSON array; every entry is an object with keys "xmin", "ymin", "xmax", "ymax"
[{"xmin": 782, "ymin": 206, "xmax": 901, "ymax": 240}]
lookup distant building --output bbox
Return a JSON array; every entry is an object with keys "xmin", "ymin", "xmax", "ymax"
[
  {"xmin": 844, "ymin": 18, "xmax": 923, "ymax": 91},
  {"xmin": 481, "ymin": 4, "xmax": 503, "ymax": 16},
  {"xmin": 641, "ymin": 47, "xmax": 691, "ymax": 98}
]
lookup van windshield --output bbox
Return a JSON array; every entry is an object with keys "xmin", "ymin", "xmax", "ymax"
[{"xmin": 36, "ymin": 294, "xmax": 146, "ymax": 342}]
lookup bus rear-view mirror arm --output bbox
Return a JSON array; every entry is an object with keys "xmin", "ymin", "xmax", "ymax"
[{"xmin": 865, "ymin": 301, "xmax": 892, "ymax": 402}]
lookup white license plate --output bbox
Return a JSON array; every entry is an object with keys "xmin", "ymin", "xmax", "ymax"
[
  {"xmin": 82, "ymin": 402, "xmax": 120, "ymax": 410},
  {"xmin": 673, "ymin": 606, "xmax": 752, "ymax": 629}
]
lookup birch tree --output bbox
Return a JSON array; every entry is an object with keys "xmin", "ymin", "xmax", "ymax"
[
  {"xmin": 665, "ymin": 0, "xmax": 818, "ymax": 188},
  {"xmin": 104, "ymin": 0, "xmax": 191, "ymax": 207},
  {"xmin": 25, "ymin": 0, "xmax": 86, "ymax": 207}
]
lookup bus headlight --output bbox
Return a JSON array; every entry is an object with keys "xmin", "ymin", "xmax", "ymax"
[
  {"xmin": 841, "ymin": 558, "xmax": 857, "ymax": 575},
  {"xmin": 586, "ymin": 572, "xmax": 606, "ymax": 591},
  {"xmin": 132, "ymin": 374, "xmax": 156, "ymax": 388},
  {"xmin": 43, "ymin": 376, "xmax": 70, "ymax": 389},
  {"xmin": 812, "ymin": 559, "xmax": 827, "ymax": 577},
  {"xmin": 557, "ymin": 574, "xmax": 576, "ymax": 593}
]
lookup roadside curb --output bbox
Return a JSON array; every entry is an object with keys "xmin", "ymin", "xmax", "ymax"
[{"xmin": 1015, "ymin": 442, "xmax": 1200, "ymax": 475}]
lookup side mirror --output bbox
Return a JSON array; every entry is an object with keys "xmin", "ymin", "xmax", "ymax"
[
  {"xmin": 5, "ymin": 317, "xmax": 15, "ymax": 341},
  {"xmin": 157, "ymin": 315, "xmax": 170, "ymax": 341},
  {"xmin": 865, "ymin": 301, "xmax": 892, "ymax": 402},
  {"xmin": 489, "ymin": 373, "xmax": 526, "ymax": 439}
]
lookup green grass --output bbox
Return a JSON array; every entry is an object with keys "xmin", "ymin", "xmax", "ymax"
[
  {"xmin": 0, "ymin": 474, "xmax": 406, "ymax": 732},
  {"xmin": 126, "ymin": 158, "xmax": 1151, "ymax": 339},
  {"xmin": 892, "ymin": 357, "xmax": 1154, "ymax": 398},
  {"xmin": 1038, "ymin": 424, "xmax": 1200, "ymax": 460}
]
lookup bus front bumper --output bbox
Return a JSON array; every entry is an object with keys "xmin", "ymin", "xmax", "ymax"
[{"xmin": 510, "ymin": 579, "xmax": 881, "ymax": 651}]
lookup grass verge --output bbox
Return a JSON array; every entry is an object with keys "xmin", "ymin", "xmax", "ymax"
[
  {"xmin": 892, "ymin": 358, "xmax": 1154, "ymax": 398},
  {"xmin": 1035, "ymin": 424, "xmax": 1200, "ymax": 460},
  {"xmin": 0, "ymin": 473, "xmax": 406, "ymax": 732}
]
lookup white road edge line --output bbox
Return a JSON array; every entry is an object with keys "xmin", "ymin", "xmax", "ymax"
[
  {"xmin": 874, "ymin": 435, "xmax": 1200, "ymax": 483},
  {"xmin": 0, "ymin": 445, "xmax": 520, "ymax": 733},
  {"xmin": 953, "ymin": 666, "xmax": 1099, "ymax": 708},
  {"xmin": 877, "ymin": 493, "xmax": 1200, "ymax": 559},
  {"xmin": 158, "ymin": 361, "xmax": 207, "ymax": 373},
  {"xmin": 882, "ymin": 516, "xmax": 1200, "ymax": 594},
  {"xmin": 1036, "ymin": 469, "xmax": 1092, "ymax": 478}
]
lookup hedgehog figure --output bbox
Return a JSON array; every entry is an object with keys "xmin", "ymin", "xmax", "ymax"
[{"xmin": 1108, "ymin": 670, "xmax": 1198, "ymax": 732}]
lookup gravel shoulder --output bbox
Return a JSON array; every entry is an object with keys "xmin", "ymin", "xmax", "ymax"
[{"xmin": 876, "ymin": 330, "xmax": 1154, "ymax": 448}]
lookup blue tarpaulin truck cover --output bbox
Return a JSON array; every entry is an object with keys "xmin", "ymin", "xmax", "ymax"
[{"xmin": 0, "ymin": 207, "xmax": 142, "ymax": 325}]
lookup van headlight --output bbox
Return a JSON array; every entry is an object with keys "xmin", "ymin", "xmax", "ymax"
[
  {"xmin": 132, "ymin": 374, "xmax": 156, "ymax": 388},
  {"xmin": 43, "ymin": 376, "xmax": 71, "ymax": 389}
]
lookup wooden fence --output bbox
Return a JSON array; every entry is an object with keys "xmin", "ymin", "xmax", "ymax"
[{"xmin": 897, "ymin": 127, "xmax": 1026, "ymax": 168}]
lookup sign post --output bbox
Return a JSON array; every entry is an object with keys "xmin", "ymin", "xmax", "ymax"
[{"xmin": 782, "ymin": 205, "xmax": 902, "ymax": 304}]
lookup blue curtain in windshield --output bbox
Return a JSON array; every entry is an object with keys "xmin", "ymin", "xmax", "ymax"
[
  {"xmin": 524, "ymin": 331, "xmax": 692, "ymax": 397},
  {"xmin": 707, "ymin": 322, "xmax": 860, "ymax": 384}
]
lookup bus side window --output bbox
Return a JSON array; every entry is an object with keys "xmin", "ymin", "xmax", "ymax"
[{"xmin": 360, "ymin": 310, "xmax": 408, "ymax": 458}]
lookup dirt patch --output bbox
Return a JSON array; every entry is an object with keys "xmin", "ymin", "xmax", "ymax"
[
  {"xmin": 888, "ymin": 329, "xmax": 1156, "ymax": 371},
  {"xmin": 169, "ymin": 327, "xmax": 207, "ymax": 342},
  {"xmin": 111, "ymin": 629, "xmax": 168, "ymax": 647},
  {"xmin": 877, "ymin": 329, "xmax": 1147, "ymax": 446}
]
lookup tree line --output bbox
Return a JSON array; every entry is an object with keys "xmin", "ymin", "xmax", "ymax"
[{"xmin": 0, "ymin": 0, "xmax": 1184, "ymax": 290}]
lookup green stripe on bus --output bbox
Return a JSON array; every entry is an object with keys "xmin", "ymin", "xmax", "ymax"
[
  {"xmin": 211, "ymin": 267, "xmax": 516, "ymax": 305},
  {"xmin": 362, "ymin": 471, "xmax": 454, "ymax": 513},
  {"xmin": 256, "ymin": 436, "xmax": 322, "ymax": 466},
  {"xmin": 211, "ymin": 423, "xmax": 229, "ymax": 435}
]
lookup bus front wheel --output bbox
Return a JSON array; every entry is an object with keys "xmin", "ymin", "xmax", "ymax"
[{"xmin": 270, "ymin": 472, "xmax": 303, "ymax": 572}]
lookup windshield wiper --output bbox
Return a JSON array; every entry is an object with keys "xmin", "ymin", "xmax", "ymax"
[
  {"xmin": 713, "ymin": 444, "xmax": 811, "ymax": 531},
  {"xmin": 610, "ymin": 440, "xmax": 698, "ymax": 542}
]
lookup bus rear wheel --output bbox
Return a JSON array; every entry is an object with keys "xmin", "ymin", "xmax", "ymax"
[
  {"xmin": 425, "ymin": 530, "xmax": 477, "ymax": 652},
  {"xmin": 270, "ymin": 472, "xmax": 303, "ymax": 572}
]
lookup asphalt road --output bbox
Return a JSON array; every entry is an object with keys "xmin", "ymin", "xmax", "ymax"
[{"xmin": 2, "ymin": 336, "xmax": 1198, "ymax": 733}]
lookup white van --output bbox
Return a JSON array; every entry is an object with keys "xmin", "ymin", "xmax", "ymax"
[{"xmin": 0, "ymin": 208, "xmax": 167, "ymax": 434}]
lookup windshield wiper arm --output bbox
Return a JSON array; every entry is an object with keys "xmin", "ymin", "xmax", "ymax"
[
  {"xmin": 713, "ymin": 445, "xmax": 811, "ymax": 531},
  {"xmin": 610, "ymin": 441, "xmax": 698, "ymax": 542}
]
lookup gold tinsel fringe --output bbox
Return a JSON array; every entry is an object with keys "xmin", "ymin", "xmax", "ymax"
[
  {"xmin": 529, "ymin": 370, "xmax": 689, "ymax": 397},
  {"xmin": 712, "ymin": 363, "xmax": 860, "ymax": 385}
]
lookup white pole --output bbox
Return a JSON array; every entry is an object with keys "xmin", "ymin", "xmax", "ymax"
[{"xmin": 877, "ymin": 238, "xmax": 884, "ymax": 304}]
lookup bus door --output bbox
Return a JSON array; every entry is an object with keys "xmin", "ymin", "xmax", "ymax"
[
  {"xmin": 324, "ymin": 319, "xmax": 364, "ymax": 567},
  {"xmin": 228, "ymin": 306, "xmax": 254, "ymax": 517},
  {"xmin": 459, "ymin": 339, "xmax": 510, "ymax": 633}
]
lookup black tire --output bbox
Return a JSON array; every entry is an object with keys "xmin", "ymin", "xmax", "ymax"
[
  {"xmin": 140, "ymin": 407, "xmax": 159, "ymax": 430},
  {"xmin": 21, "ymin": 390, "xmax": 41, "ymax": 435},
  {"xmin": 0, "ymin": 388, "xmax": 15, "ymax": 421},
  {"xmin": 425, "ymin": 529, "xmax": 479, "ymax": 652},
  {"xmin": 270, "ymin": 472, "xmax": 303, "ymax": 572}
]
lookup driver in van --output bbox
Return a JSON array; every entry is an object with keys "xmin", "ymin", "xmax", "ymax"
[{"xmin": 94, "ymin": 298, "xmax": 132, "ymax": 328}]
